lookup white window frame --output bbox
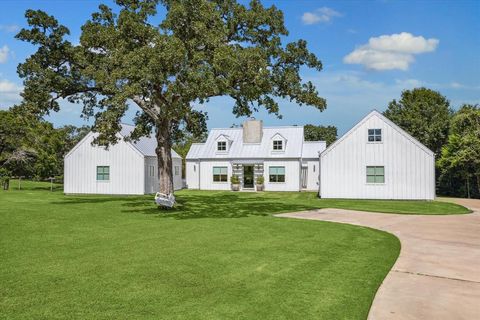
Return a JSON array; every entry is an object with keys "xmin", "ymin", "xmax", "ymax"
[
  {"xmin": 213, "ymin": 166, "xmax": 228, "ymax": 183},
  {"xmin": 269, "ymin": 166, "xmax": 285, "ymax": 183},
  {"xmin": 368, "ymin": 129, "xmax": 382, "ymax": 142},
  {"xmin": 366, "ymin": 166, "xmax": 385, "ymax": 184},
  {"xmin": 96, "ymin": 166, "xmax": 110, "ymax": 181},
  {"xmin": 174, "ymin": 166, "xmax": 180, "ymax": 176},
  {"xmin": 149, "ymin": 166, "xmax": 155, "ymax": 177},
  {"xmin": 272, "ymin": 140, "xmax": 283, "ymax": 151},
  {"xmin": 217, "ymin": 141, "xmax": 227, "ymax": 152}
]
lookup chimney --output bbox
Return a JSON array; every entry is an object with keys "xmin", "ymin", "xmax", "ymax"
[{"xmin": 243, "ymin": 118, "xmax": 263, "ymax": 143}]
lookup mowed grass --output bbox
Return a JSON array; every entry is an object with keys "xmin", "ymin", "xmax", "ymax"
[{"xmin": 0, "ymin": 180, "xmax": 463, "ymax": 320}]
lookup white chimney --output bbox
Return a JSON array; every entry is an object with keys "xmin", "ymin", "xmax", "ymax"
[{"xmin": 242, "ymin": 118, "xmax": 263, "ymax": 143}]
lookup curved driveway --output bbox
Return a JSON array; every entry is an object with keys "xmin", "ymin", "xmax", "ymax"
[{"xmin": 277, "ymin": 198, "xmax": 480, "ymax": 320}]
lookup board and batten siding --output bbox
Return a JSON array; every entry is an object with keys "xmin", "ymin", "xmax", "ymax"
[
  {"xmin": 198, "ymin": 160, "xmax": 232, "ymax": 190},
  {"xmin": 144, "ymin": 156, "xmax": 183, "ymax": 193},
  {"xmin": 64, "ymin": 133, "xmax": 145, "ymax": 195},
  {"xmin": 185, "ymin": 160, "xmax": 200, "ymax": 189},
  {"xmin": 303, "ymin": 160, "xmax": 320, "ymax": 191},
  {"xmin": 263, "ymin": 160, "xmax": 300, "ymax": 192},
  {"xmin": 320, "ymin": 112, "xmax": 435, "ymax": 200}
]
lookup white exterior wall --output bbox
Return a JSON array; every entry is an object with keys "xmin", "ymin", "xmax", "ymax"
[
  {"xmin": 320, "ymin": 113, "xmax": 435, "ymax": 200},
  {"xmin": 198, "ymin": 160, "xmax": 232, "ymax": 190},
  {"xmin": 144, "ymin": 157, "xmax": 183, "ymax": 193},
  {"xmin": 64, "ymin": 133, "xmax": 145, "ymax": 195},
  {"xmin": 304, "ymin": 160, "xmax": 320, "ymax": 191},
  {"xmin": 185, "ymin": 160, "xmax": 200, "ymax": 189},
  {"xmin": 263, "ymin": 160, "xmax": 300, "ymax": 192}
]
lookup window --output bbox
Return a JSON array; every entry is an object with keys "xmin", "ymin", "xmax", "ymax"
[
  {"xmin": 213, "ymin": 166, "xmax": 228, "ymax": 182},
  {"xmin": 96, "ymin": 166, "xmax": 110, "ymax": 181},
  {"xmin": 368, "ymin": 129, "xmax": 382, "ymax": 142},
  {"xmin": 366, "ymin": 166, "xmax": 385, "ymax": 183},
  {"xmin": 149, "ymin": 166, "xmax": 155, "ymax": 177},
  {"xmin": 273, "ymin": 140, "xmax": 283, "ymax": 150},
  {"xmin": 174, "ymin": 166, "xmax": 180, "ymax": 176},
  {"xmin": 269, "ymin": 166, "xmax": 285, "ymax": 182},
  {"xmin": 217, "ymin": 141, "xmax": 227, "ymax": 151}
]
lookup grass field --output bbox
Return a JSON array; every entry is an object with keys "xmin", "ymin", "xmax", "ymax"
[{"xmin": 0, "ymin": 181, "xmax": 467, "ymax": 319}]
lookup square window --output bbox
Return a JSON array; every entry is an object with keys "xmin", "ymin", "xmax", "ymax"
[
  {"xmin": 96, "ymin": 166, "xmax": 110, "ymax": 181},
  {"xmin": 366, "ymin": 166, "xmax": 384, "ymax": 184},
  {"xmin": 273, "ymin": 140, "xmax": 283, "ymax": 150},
  {"xmin": 213, "ymin": 166, "xmax": 228, "ymax": 182},
  {"xmin": 368, "ymin": 128, "xmax": 382, "ymax": 142},
  {"xmin": 217, "ymin": 141, "xmax": 227, "ymax": 151},
  {"xmin": 269, "ymin": 166, "xmax": 285, "ymax": 182}
]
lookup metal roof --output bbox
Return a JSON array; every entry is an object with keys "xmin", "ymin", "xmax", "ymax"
[
  {"xmin": 186, "ymin": 143, "xmax": 205, "ymax": 160},
  {"xmin": 119, "ymin": 124, "xmax": 181, "ymax": 158},
  {"xmin": 186, "ymin": 125, "xmax": 326, "ymax": 160},
  {"xmin": 302, "ymin": 141, "xmax": 326, "ymax": 158}
]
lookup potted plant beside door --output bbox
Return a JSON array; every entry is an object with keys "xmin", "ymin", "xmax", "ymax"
[
  {"xmin": 256, "ymin": 176, "xmax": 264, "ymax": 191},
  {"xmin": 231, "ymin": 175, "xmax": 240, "ymax": 191}
]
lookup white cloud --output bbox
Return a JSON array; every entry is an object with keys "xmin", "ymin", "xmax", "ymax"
[
  {"xmin": 344, "ymin": 32, "xmax": 439, "ymax": 71},
  {"xmin": 0, "ymin": 45, "xmax": 10, "ymax": 63},
  {"xmin": 302, "ymin": 7, "xmax": 342, "ymax": 25},
  {"xmin": 0, "ymin": 79, "xmax": 23, "ymax": 108},
  {"xmin": 0, "ymin": 24, "xmax": 20, "ymax": 33}
]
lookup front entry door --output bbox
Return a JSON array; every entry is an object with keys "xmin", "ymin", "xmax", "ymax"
[{"xmin": 243, "ymin": 165, "xmax": 254, "ymax": 188}]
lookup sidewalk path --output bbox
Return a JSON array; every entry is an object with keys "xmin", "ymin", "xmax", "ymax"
[{"xmin": 276, "ymin": 198, "xmax": 480, "ymax": 320}]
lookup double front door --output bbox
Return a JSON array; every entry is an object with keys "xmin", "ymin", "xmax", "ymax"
[{"xmin": 243, "ymin": 165, "xmax": 254, "ymax": 188}]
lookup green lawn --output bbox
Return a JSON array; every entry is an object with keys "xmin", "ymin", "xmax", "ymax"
[{"xmin": 0, "ymin": 181, "xmax": 465, "ymax": 319}]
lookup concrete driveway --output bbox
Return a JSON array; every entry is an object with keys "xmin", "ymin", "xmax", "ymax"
[{"xmin": 276, "ymin": 198, "xmax": 480, "ymax": 320}]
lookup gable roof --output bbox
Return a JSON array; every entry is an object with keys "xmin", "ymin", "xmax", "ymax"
[
  {"xmin": 119, "ymin": 124, "xmax": 181, "ymax": 158},
  {"xmin": 320, "ymin": 110, "xmax": 434, "ymax": 158}
]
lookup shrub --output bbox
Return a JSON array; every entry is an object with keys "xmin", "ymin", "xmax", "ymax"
[
  {"xmin": 256, "ymin": 176, "xmax": 264, "ymax": 185},
  {"xmin": 231, "ymin": 175, "xmax": 240, "ymax": 184}
]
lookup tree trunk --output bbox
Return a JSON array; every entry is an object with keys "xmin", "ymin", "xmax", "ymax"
[{"xmin": 155, "ymin": 119, "xmax": 174, "ymax": 195}]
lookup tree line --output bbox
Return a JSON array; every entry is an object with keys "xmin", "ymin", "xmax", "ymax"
[{"xmin": 0, "ymin": 106, "xmax": 89, "ymax": 189}]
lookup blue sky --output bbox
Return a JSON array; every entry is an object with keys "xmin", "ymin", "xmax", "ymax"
[{"xmin": 0, "ymin": 0, "xmax": 479, "ymax": 134}]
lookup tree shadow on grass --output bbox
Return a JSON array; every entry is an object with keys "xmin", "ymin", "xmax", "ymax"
[
  {"xmin": 49, "ymin": 191, "xmax": 318, "ymax": 219},
  {"xmin": 121, "ymin": 192, "xmax": 318, "ymax": 219}
]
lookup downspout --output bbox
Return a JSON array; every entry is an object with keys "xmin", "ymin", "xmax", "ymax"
[
  {"xmin": 198, "ymin": 160, "xmax": 201, "ymax": 190},
  {"xmin": 318, "ymin": 151, "xmax": 322, "ymax": 198}
]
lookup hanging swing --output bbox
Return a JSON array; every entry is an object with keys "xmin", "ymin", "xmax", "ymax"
[{"xmin": 154, "ymin": 192, "xmax": 176, "ymax": 208}]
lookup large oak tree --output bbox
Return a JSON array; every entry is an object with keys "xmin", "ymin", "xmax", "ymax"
[{"xmin": 16, "ymin": 0, "xmax": 326, "ymax": 194}]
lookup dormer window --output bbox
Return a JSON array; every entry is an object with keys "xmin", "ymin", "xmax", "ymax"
[
  {"xmin": 217, "ymin": 141, "xmax": 227, "ymax": 151},
  {"xmin": 273, "ymin": 140, "xmax": 283, "ymax": 151},
  {"xmin": 368, "ymin": 129, "xmax": 382, "ymax": 142}
]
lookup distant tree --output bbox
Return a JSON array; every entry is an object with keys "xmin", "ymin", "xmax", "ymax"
[
  {"xmin": 0, "ymin": 108, "xmax": 38, "ymax": 178},
  {"xmin": 304, "ymin": 124, "xmax": 337, "ymax": 145},
  {"xmin": 1, "ymin": 108, "xmax": 90, "ymax": 181},
  {"xmin": 16, "ymin": 0, "xmax": 326, "ymax": 195},
  {"xmin": 383, "ymin": 88, "xmax": 452, "ymax": 155},
  {"xmin": 438, "ymin": 105, "xmax": 480, "ymax": 198},
  {"xmin": 172, "ymin": 131, "xmax": 208, "ymax": 178}
]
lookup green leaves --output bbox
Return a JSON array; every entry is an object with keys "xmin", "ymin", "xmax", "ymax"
[
  {"xmin": 383, "ymin": 87, "xmax": 451, "ymax": 156},
  {"xmin": 17, "ymin": 0, "xmax": 325, "ymax": 145}
]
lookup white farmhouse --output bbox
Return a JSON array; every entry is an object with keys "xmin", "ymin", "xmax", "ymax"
[
  {"xmin": 64, "ymin": 124, "xmax": 183, "ymax": 195},
  {"xmin": 319, "ymin": 110, "xmax": 435, "ymax": 200},
  {"xmin": 185, "ymin": 119, "xmax": 325, "ymax": 191}
]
